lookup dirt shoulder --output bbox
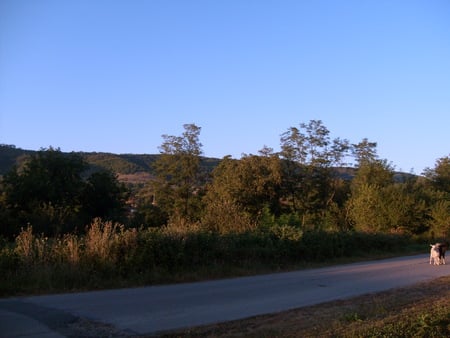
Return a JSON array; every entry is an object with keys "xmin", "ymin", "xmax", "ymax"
[{"xmin": 158, "ymin": 275, "xmax": 450, "ymax": 337}]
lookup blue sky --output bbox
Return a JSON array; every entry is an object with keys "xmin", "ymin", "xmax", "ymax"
[{"xmin": 1, "ymin": 0, "xmax": 449, "ymax": 174}]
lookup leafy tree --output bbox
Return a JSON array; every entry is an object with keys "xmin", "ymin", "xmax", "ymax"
[
  {"xmin": 347, "ymin": 183, "xmax": 385, "ymax": 232},
  {"xmin": 201, "ymin": 192, "xmax": 254, "ymax": 233},
  {"xmin": 423, "ymin": 156, "xmax": 450, "ymax": 238},
  {"xmin": 279, "ymin": 126, "xmax": 306, "ymax": 213},
  {"xmin": 1, "ymin": 147, "xmax": 87, "ymax": 235},
  {"xmin": 348, "ymin": 183, "xmax": 425, "ymax": 234},
  {"xmin": 80, "ymin": 170, "xmax": 129, "ymax": 224},
  {"xmin": 352, "ymin": 138, "xmax": 378, "ymax": 166},
  {"xmin": 347, "ymin": 161, "xmax": 428, "ymax": 234},
  {"xmin": 0, "ymin": 147, "xmax": 130, "ymax": 237},
  {"xmin": 350, "ymin": 158, "xmax": 394, "ymax": 188},
  {"xmin": 347, "ymin": 145, "xmax": 399, "ymax": 232},
  {"xmin": 382, "ymin": 182, "xmax": 428, "ymax": 234},
  {"xmin": 323, "ymin": 175, "xmax": 352, "ymax": 231},
  {"xmin": 130, "ymin": 203, "xmax": 168, "ymax": 228},
  {"xmin": 152, "ymin": 123, "xmax": 205, "ymax": 222},
  {"xmin": 279, "ymin": 120, "xmax": 350, "ymax": 228},
  {"xmin": 202, "ymin": 150, "xmax": 282, "ymax": 231},
  {"xmin": 233, "ymin": 151, "xmax": 282, "ymax": 218},
  {"xmin": 423, "ymin": 155, "xmax": 450, "ymax": 194},
  {"xmin": 128, "ymin": 182, "xmax": 168, "ymax": 228},
  {"xmin": 429, "ymin": 200, "xmax": 450, "ymax": 239},
  {"xmin": 0, "ymin": 181, "xmax": 19, "ymax": 238},
  {"xmin": 202, "ymin": 156, "xmax": 248, "ymax": 232}
]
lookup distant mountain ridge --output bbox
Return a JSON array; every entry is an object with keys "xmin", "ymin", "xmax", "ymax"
[
  {"xmin": 0, "ymin": 145, "xmax": 221, "ymax": 183},
  {"xmin": 0, "ymin": 145, "xmax": 413, "ymax": 184},
  {"xmin": 0, "ymin": 145, "xmax": 36, "ymax": 175}
]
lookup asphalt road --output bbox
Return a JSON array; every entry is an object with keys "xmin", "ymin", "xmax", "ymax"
[{"xmin": 1, "ymin": 254, "xmax": 449, "ymax": 337}]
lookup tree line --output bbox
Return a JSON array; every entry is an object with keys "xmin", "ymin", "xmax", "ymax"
[{"xmin": 1, "ymin": 120, "xmax": 449, "ymax": 239}]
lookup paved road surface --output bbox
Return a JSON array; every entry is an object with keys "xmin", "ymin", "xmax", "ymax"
[{"xmin": 1, "ymin": 254, "xmax": 449, "ymax": 337}]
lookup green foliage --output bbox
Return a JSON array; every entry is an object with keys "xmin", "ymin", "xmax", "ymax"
[
  {"xmin": 1, "ymin": 148, "xmax": 87, "ymax": 235},
  {"xmin": 0, "ymin": 148, "xmax": 129, "ymax": 237},
  {"xmin": 347, "ymin": 183, "xmax": 387, "ymax": 232},
  {"xmin": 351, "ymin": 159, "xmax": 394, "ymax": 188},
  {"xmin": 424, "ymin": 155, "xmax": 450, "ymax": 194},
  {"xmin": 351, "ymin": 138, "xmax": 378, "ymax": 166},
  {"xmin": 347, "ymin": 160, "xmax": 408, "ymax": 233},
  {"xmin": 201, "ymin": 195, "xmax": 255, "ymax": 233},
  {"xmin": 278, "ymin": 120, "xmax": 351, "ymax": 228},
  {"xmin": 203, "ymin": 153, "xmax": 282, "ymax": 227},
  {"xmin": 429, "ymin": 200, "xmax": 450, "ymax": 238},
  {"xmin": 80, "ymin": 170, "xmax": 129, "ymax": 224},
  {"xmin": 131, "ymin": 203, "xmax": 168, "ymax": 228},
  {"xmin": 0, "ymin": 144, "xmax": 35, "ymax": 175},
  {"xmin": 280, "ymin": 120, "xmax": 350, "ymax": 167},
  {"xmin": 420, "ymin": 156, "xmax": 450, "ymax": 239},
  {"xmin": 152, "ymin": 124, "xmax": 205, "ymax": 222},
  {"xmin": 382, "ymin": 183, "xmax": 429, "ymax": 234},
  {"xmin": 2, "ymin": 123, "xmax": 449, "ymax": 238}
]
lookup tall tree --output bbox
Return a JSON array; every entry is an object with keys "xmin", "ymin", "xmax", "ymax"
[
  {"xmin": 202, "ymin": 150, "xmax": 282, "ymax": 231},
  {"xmin": 423, "ymin": 155, "xmax": 450, "ymax": 195},
  {"xmin": 346, "ymin": 142, "xmax": 399, "ymax": 232},
  {"xmin": 352, "ymin": 138, "xmax": 378, "ymax": 166},
  {"xmin": 423, "ymin": 155, "xmax": 450, "ymax": 238},
  {"xmin": 202, "ymin": 156, "xmax": 251, "ymax": 233},
  {"xmin": 1, "ymin": 147, "xmax": 130, "ymax": 237},
  {"xmin": 386, "ymin": 182, "xmax": 428, "ymax": 234},
  {"xmin": 279, "ymin": 120, "xmax": 350, "ymax": 228},
  {"xmin": 429, "ymin": 200, "xmax": 450, "ymax": 239},
  {"xmin": 152, "ymin": 123, "xmax": 204, "ymax": 222},
  {"xmin": 350, "ymin": 158, "xmax": 394, "ymax": 188},
  {"xmin": 1, "ymin": 147, "xmax": 87, "ymax": 235},
  {"xmin": 80, "ymin": 170, "xmax": 129, "ymax": 224}
]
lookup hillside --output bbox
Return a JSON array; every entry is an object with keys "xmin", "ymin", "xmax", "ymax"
[
  {"xmin": 0, "ymin": 145, "xmax": 221, "ymax": 184},
  {"xmin": 0, "ymin": 145, "xmax": 35, "ymax": 175},
  {"xmin": 0, "ymin": 144, "xmax": 413, "ymax": 184}
]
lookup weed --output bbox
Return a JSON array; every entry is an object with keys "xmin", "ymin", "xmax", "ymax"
[{"xmin": 342, "ymin": 312, "xmax": 365, "ymax": 323}]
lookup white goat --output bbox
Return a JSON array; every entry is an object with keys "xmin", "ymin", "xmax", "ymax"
[{"xmin": 430, "ymin": 244, "xmax": 441, "ymax": 265}]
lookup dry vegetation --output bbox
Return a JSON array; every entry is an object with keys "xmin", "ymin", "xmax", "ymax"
[{"xmin": 160, "ymin": 275, "xmax": 450, "ymax": 338}]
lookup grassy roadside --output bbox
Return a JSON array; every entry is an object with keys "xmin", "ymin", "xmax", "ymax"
[
  {"xmin": 0, "ymin": 221, "xmax": 428, "ymax": 297},
  {"xmin": 160, "ymin": 275, "xmax": 450, "ymax": 337},
  {"xmin": 2, "ymin": 221, "xmax": 445, "ymax": 337},
  {"xmin": 1, "ymin": 246, "xmax": 425, "ymax": 298}
]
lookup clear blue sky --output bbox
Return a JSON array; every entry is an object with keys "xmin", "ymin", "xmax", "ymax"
[{"xmin": 1, "ymin": 0, "xmax": 449, "ymax": 174}]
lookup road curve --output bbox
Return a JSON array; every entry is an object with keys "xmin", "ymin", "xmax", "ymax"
[{"xmin": 1, "ymin": 254, "xmax": 449, "ymax": 336}]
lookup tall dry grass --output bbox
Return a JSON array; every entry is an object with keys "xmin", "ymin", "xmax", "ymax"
[{"xmin": 85, "ymin": 218, "xmax": 121, "ymax": 262}]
